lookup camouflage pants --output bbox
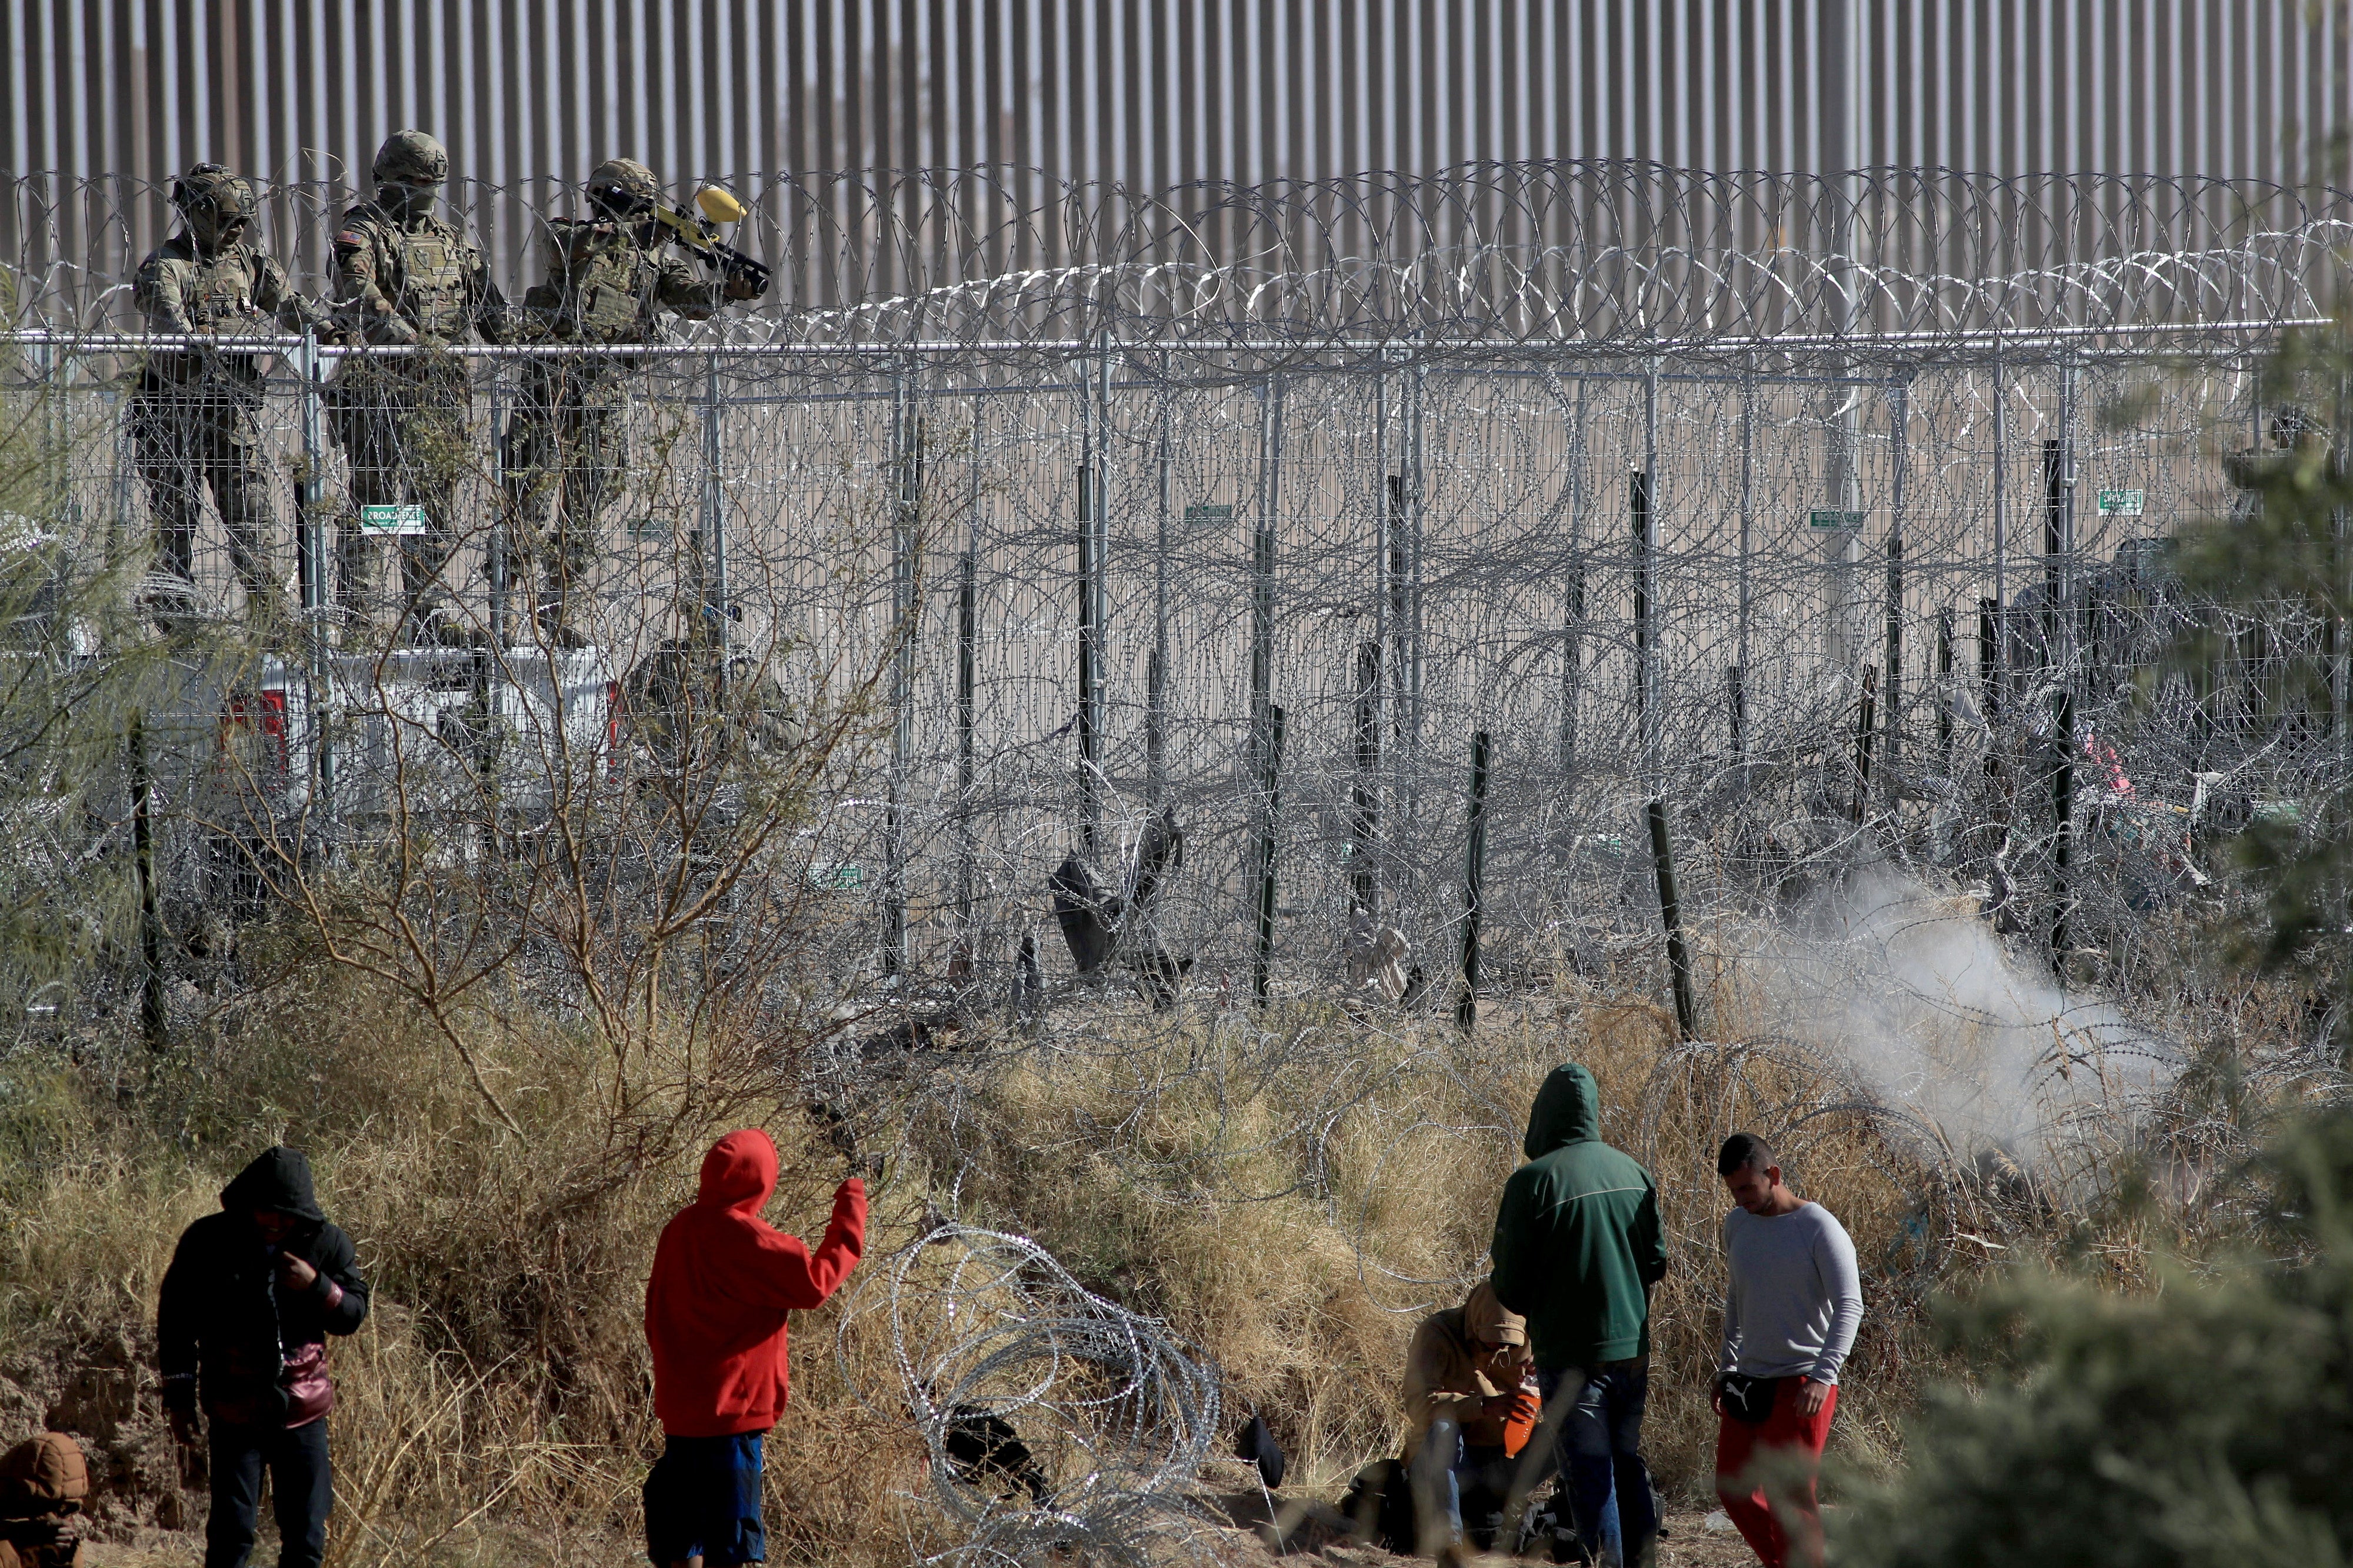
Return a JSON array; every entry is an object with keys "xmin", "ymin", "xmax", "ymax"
[
  {"xmin": 501, "ymin": 364, "xmax": 628, "ymax": 634},
  {"xmin": 331, "ymin": 364, "xmax": 472, "ymax": 635},
  {"xmin": 130, "ymin": 398, "xmax": 281, "ymax": 617}
]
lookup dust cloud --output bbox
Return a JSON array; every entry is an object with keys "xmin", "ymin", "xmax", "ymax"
[{"xmin": 1731, "ymin": 865, "xmax": 2174, "ymax": 1164}]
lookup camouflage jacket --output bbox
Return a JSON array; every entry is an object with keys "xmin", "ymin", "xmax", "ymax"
[
  {"xmin": 520, "ymin": 218, "xmax": 726, "ymax": 346},
  {"xmin": 131, "ymin": 230, "xmax": 327, "ymax": 395},
  {"xmin": 331, "ymin": 202, "xmax": 511, "ymax": 348}
]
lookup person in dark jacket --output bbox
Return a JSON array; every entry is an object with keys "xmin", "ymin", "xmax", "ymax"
[
  {"xmin": 158, "ymin": 1148, "xmax": 369, "ymax": 1568},
  {"xmin": 1490, "ymin": 1065, "xmax": 1668, "ymax": 1568}
]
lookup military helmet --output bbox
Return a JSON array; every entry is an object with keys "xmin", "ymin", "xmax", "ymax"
[
  {"xmin": 372, "ymin": 129, "xmax": 450, "ymax": 186},
  {"xmin": 586, "ymin": 158, "xmax": 660, "ymax": 216},
  {"xmin": 170, "ymin": 163, "xmax": 258, "ymax": 221}
]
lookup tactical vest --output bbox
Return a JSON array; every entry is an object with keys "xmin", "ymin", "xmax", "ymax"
[
  {"xmin": 386, "ymin": 222, "xmax": 477, "ymax": 338},
  {"xmin": 533, "ymin": 222, "xmax": 658, "ymax": 342},
  {"xmin": 183, "ymin": 249, "xmax": 262, "ymax": 328},
  {"xmin": 136, "ymin": 242, "xmax": 269, "ymax": 395}
]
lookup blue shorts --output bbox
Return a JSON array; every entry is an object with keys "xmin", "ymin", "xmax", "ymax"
[{"xmin": 643, "ymin": 1432, "xmax": 766, "ymax": 1566}]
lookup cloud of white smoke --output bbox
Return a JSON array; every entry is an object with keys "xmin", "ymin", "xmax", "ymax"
[{"xmin": 1733, "ymin": 863, "xmax": 2174, "ymax": 1164}]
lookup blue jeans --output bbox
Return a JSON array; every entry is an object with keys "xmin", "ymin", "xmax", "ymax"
[
  {"xmin": 643, "ymin": 1432, "xmax": 767, "ymax": 1566},
  {"xmin": 205, "ymin": 1416, "xmax": 332, "ymax": 1568},
  {"xmin": 1407, "ymin": 1416, "xmax": 1514, "ymax": 1553},
  {"xmin": 1534, "ymin": 1363, "xmax": 1658, "ymax": 1567}
]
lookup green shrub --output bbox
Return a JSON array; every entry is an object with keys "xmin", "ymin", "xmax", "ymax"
[{"xmin": 1837, "ymin": 1107, "xmax": 2353, "ymax": 1568}]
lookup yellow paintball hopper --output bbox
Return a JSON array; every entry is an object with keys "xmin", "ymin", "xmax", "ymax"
[{"xmin": 654, "ymin": 187, "xmax": 772, "ymax": 297}]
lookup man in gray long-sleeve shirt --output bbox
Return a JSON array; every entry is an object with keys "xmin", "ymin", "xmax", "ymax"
[{"xmin": 1711, "ymin": 1133, "xmax": 1862, "ymax": 1568}]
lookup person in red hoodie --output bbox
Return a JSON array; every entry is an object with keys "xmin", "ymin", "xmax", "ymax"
[{"xmin": 643, "ymin": 1129, "xmax": 866, "ymax": 1568}]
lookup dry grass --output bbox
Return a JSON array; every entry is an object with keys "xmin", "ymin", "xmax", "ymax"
[{"xmin": 0, "ymin": 922, "xmax": 2260, "ymax": 1565}]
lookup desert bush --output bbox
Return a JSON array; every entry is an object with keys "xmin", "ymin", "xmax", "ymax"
[{"xmin": 1835, "ymin": 1105, "xmax": 2353, "ymax": 1568}]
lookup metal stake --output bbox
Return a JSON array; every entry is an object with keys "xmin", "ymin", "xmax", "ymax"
[
  {"xmin": 956, "ymin": 408, "xmax": 980, "ymax": 953},
  {"xmin": 1148, "ymin": 371, "xmax": 1171, "ymax": 806},
  {"xmin": 1647, "ymin": 798, "xmax": 1697, "ymax": 1042},
  {"xmin": 1351, "ymin": 639, "xmax": 1381, "ymax": 916},
  {"xmin": 1455, "ymin": 729, "xmax": 1491, "ymax": 1031},
  {"xmin": 1733, "ymin": 362, "xmax": 1754, "ymax": 756},
  {"xmin": 295, "ymin": 328, "xmax": 334, "ymax": 825},
  {"xmin": 130, "ymin": 715, "xmax": 167, "ymax": 1052},
  {"xmin": 1884, "ymin": 377, "xmax": 1908, "ymax": 800},
  {"xmin": 1252, "ymin": 703, "xmax": 1285, "ymax": 1006},
  {"xmin": 1560, "ymin": 376, "xmax": 1588, "ymax": 775},
  {"xmin": 703, "ymin": 349, "xmax": 729, "ymax": 692},
  {"xmin": 885, "ymin": 372, "xmax": 922, "ymax": 976}
]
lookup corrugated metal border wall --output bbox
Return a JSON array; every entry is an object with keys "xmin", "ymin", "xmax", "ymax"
[{"xmin": 5, "ymin": 0, "xmax": 2352, "ymax": 311}]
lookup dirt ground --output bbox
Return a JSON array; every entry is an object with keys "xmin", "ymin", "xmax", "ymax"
[
  {"xmin": 82, "ymin": 1498, "xmax": 1758, "ymax": 1567},
  {"xmin": 1212, "ymin": 1507, "xmax": 1755, "ymax": 1566}
]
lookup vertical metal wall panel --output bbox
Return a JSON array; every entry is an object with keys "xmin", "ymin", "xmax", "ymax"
[{"xmin": 5, "ymin": 0, "xmax": 2351, "ymax": 314}]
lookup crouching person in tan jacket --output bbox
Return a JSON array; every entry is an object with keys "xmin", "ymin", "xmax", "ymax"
[
  {"xmin": 1404, "ymin": 1281, "xmax": 1539, "ymax": 1562},
  {"xmin": 0, "ymin": 1432, "xmax": 90, "ymax": 1568}
]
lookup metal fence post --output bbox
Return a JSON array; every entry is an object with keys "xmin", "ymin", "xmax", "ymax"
[
  {"xmin": 129, "ymin": 713, "xmax": 167, "ymax": 1052},
  {"xmin": 1454, "ymin": 729, "xmax": 1491, "ymax": 1031},
  {"xmin": 1559, "ymin": 376, "xmax": 1588, "ymax": 776},
  {"xmin": 485, "ymin": 363, "xmax": 507, "ymax": 650},
  {"xmin": 1251, "ymin": 378, "xmax": 1281, "ymax": 763},
  {"xmin": 956, "ymin": 403, "xmax": 981, "ymax": 961},
  {"xmin": 1253, "ymin": 702, "xmax": 1285, "ymax": 1006},
  {"xmin": 1638, "ymin": 359, "xmax": 1661, "ymax": 777},
  {"xmin": 1883, "ymin": 375, "xmax": 1909, "ymax": 803},
  {"xmin": 1632, "ymin": 464, "xmax": 1658, "ymax": 771},
  {"xmin": 885, "ymin": 368, "xmax": 922, "ymax": 976},
  {"xmin": 1731, "ymin": 365, "xmax": 1754, "ymax": 757},
  {"xmin": 702, "ymin": 349, "xmax": 728, "ymax": 690},
  {"xmin": 1406, "ymin": 362, "xmax": 1425, "ymax": 793},
  {"xmin": 1351, "ymin": 640, "xmax": 1380, "ymax": 916},
  {"xmin": 1647, "ymin": 798, "xmax": 1697, "ymax": 1042},
  {"xmin": 2045, "ymin": 368, "xmax": 2078, "ymax": 970},
  {"xmin": 295, "ymin": 329, "xmax": 334, "ymax": 825},
  {"xmin": 1148, "ymin": 371, "xmax": 1171, "ymax": 806},
  {"xmin": 1075, "ymin": 344, "xmax": 1110, "ymax": 859}
]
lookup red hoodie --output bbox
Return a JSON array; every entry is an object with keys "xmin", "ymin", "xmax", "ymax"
[{"xmin": 645, "ymin": 1130, "xmax": 867, "ymax": 1437}]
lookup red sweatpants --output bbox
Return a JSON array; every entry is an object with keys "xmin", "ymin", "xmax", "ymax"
[{"xmin": 1714, "ymin": 1378, "xmax": 1837, "ymax": 1568}]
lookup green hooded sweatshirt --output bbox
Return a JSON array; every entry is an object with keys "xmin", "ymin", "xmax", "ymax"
[{"xmin": 1489, "ymin": 1063, "xmax": 1667, "ymax": 1369}]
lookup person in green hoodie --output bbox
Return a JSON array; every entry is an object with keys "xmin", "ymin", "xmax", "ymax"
[{"xmin": 1490, "ymin": 1063, "xmax": 1667, "ymax": 1568}]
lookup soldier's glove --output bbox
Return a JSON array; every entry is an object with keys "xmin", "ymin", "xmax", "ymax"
[{"xmin": 723, "ymin": 269, "xmax": 763, "ymax": 303}]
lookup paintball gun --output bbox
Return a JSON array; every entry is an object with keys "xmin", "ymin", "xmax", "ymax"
[{"xmin": 652, "ymin": 187, "xmax": 772, "ymax": 298}]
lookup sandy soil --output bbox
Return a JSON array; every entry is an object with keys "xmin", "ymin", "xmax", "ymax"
[{"xmin": 84, "ymin": 1502, "xmax": 1761, "ymax": 1567}]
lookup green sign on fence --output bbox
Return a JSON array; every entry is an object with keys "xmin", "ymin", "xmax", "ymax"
[
  {"xmin": 2097, "ymin": 488, "xmax": 2146, "ymax": 516},
  {"xmin": 358, "ymin": 502, "xmax": 430, "ymax": 536},
  {"xmin": 1184, "ymin": 504, "xmax": 1236, "ymax": 523},
  {"xmin": 1808, "ymin": 509, "xmax": 1865, "ymax": 531}
]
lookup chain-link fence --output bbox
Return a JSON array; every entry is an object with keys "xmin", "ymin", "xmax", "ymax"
[{"xmin": 1, "ymin": 162, "xmax": 2344, "ymax": 1031}]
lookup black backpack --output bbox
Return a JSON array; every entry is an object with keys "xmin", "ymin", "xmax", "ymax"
[{"xmin": 1338, "ymin": 1459, "xmax": 1417, "ymax": 1554}]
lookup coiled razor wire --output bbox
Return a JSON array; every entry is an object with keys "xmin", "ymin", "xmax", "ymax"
[
  {"xmin": 840, "ymin": 1223, "xmax": 1226, "ymax": 1566},
  {"xmin": 7, "ymin": 162, "xmax": 2353, "ymax": 356}
]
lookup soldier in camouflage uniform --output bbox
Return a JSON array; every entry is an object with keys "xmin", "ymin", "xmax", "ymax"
[
  {"xmin": 504, "ymin": 157, "xmax": 759, "ymax": 646},
  {"xmin": 130, "ymin": 163, "xmax": 332, "ymax": 631},
  {"xmin": 328, "ymin": 130, "xmax": 511, "ymax": 645}
]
